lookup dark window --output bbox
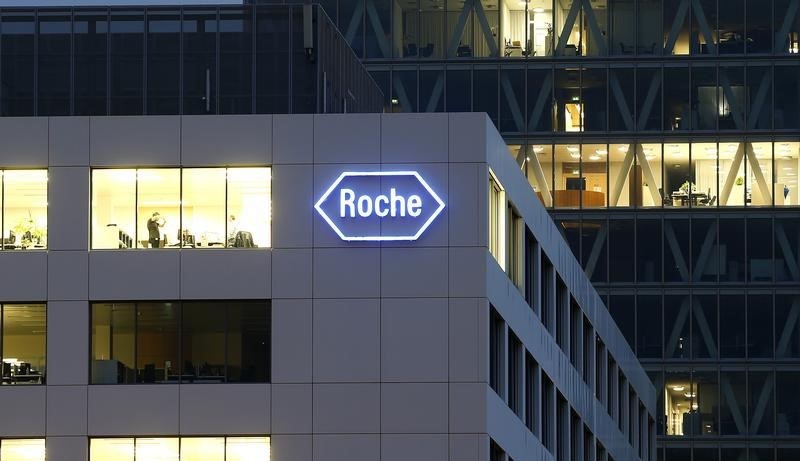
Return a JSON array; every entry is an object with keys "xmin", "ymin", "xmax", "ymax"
[
  {"xmin": 147, "ymin": 10, "xmax": 181, "ymax": 114},
  {"xmin": 91, "ymin": 301, "xmax": 270, "ymax": 384},
  {"xmin": 109, "ymin": 10, "xmax": 144, "ymax": 115},
  {"xmin": 37, "ymin": 13, "xmax": 72, "ymax": 116},
  {"xmin": 527, "ymin": 67, "xmax": 552, "ymax": 132},
  {"xmin": 581, "ymin": 219, "xmax": 607, "ymax": 283},
  {"xmin": 525, "ymin": 352, "xmax": 537, "ymax": 432},
  {"xmin": 692, "ymin": 217, "xmax": 718, "ymax": 282},
  {"xmin": 663, "ymin": 66, "xmax": 689, "ymax": 131},
  {"xmin": 290, "ymin": 7, "xmax": 314, "ymax": 113},
  {"xmin": 747, "ymin": 293, "xmax": 774, "ymax": 358},
  {"xmin": 489, "ymin": 307, "xmax": 504, "ymax": 397},
  {"xmin": 508, "ymin": 331, "xmax": 521, "ymax": 417},
  {"xmin": 609, "ymin": 219, "xmax": 635, "ymax": 282},
  {"xmin": 719, "ymin": 292, "xmax": 747, "ymax": 358},
  {"xmin": 419, "ymin": 68, "xmax": 444, "ymax": 112},
  {"xmin": 664, "ymin": 218, "xmax": 690, "ymax": 282},
  {"xmin": 775, "ymin": 293, "xmax": 800, "ymax": 358},
  {"xmin": 499, "ymin": 67, "xmax": 524, "ymax": 134},
  {"xmin": 636, "ymin": 66, "xmax": 662, "ymax": 130},
  {"xmin": 183, "ymin": 9, "xmax": 217, "ymax": 115},
  {"xmin": 392, "ymin": 67, "xmax": 417, "ymax": 113},
  {"xmin": 609, "ymin": 67, "xmax": 635, "ymax": 131},
  {"xmin": 748, "ymin": 218, "xmax": 773, "ymax": 282},
  {"xmin": 775, "ymin": 0, "xmax": 800, "ymax": 54},
  {"xmin": 636, "ymin": 294, "xmax": 662, "ymax": 358},
  {"xmin": 473, "ymin": 67, "xmax": 498, "ymax": 126},
  {"xmin": 219, "ymin": 8, "xmax": 252, "ymax": 114},
  {"xmin": 255, "ymin": 6, "xmax": 289, "ymax": 113},
  {"xmin": 750, "ymin": 370, "xmax": 775, "ymax": 435},
  {"xmin": 776, "ymin": 216, "xmax": 800, "ymax": 281},
  {"xmin": 609, "ymin": 294, "xmax": 635, "ymax": 353},
  {"xmin": 2, "ymin": 12, "xmax": 35, "ymax": 116},
  {"xmin": 75, "ymin": 11, "xmax": 109, "ymax": 116},
  {"xmin": 774, "ymin": 65, "xmax": 800, "ymax": 129},
  {"xmin": 720, "ymin": 370, "xmax": 746, "ymax": 435},
  {"xmin": 637, "ymin": 218, "xmax": 662, "ymax": 282},
  {"xmin": 665, "ymin": 293, "xmax": 690, "ymax": 358},
  {"xmin": 692, "ymin": 293, "xmax": 717, "ymax": 359},
  {"xmin": 582, "ymin": 67, "xmax": 607, "ymax": 132},
  {"xmin": 446, "ymin": 68, "xmax": 471, "ymax": 112}
]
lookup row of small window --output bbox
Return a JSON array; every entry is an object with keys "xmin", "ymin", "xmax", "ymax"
[
  {"xmin": 0, "ymin": 167, "xmax": 272, "ymax": 251},
  {"xmin": 555, "ymin": 215, "xmax": 800, "ymax": 284},
  {"xmin": 511, "ymin": 141, "xmax": 800, "ymax": 210},
  {"xmin": 0, "ymin": 437, "xmax": 269, "ymax": 461},
  {"xmin": 342, "ymin": 0, "xmax": 800, "ymax": 59},
  {"xmin": 601, "ymin": 291, "xmax": 800, "ymax": 362},
  {"xmin": 649, "ymin": 368, "xmax": 800, "ymax": 438},
  {"xmin": 375, "ymin": 65, "xmax": 800, "ymax": 133},
  {"xmin": 490, "ymin": 307, "xmax": 654, "ymax": 460},
  {"xmin": 91, "ymin": 301, "xmax": 269, "ymax": 384}
]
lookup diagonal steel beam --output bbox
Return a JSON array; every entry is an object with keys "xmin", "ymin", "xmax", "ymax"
[
  {"xmin": 747, "ymin": 68, "xmax": 772, "ymax": 130},
  {"xmin": 584, "ymin": 222, "xmax": 607, "ymax": 280},
  {"xmin": 692, "ymin": 224, "xmax": 717, "ymax": 281},
  {"xmin": 424, "ymin": 73, "xmax": 444, "ymax": 113},
  {"xmin": 720, "ymin": 143, "xmax": 745, "ymax": 206},
  {"xmin": 528, "ymin": 71, "xmax": 553, "ymax": 131},
  {"xmin": 609, "ymin": 72, "xmax": 635, "ymax": 131},
  {"xmin": 634, "ymin": 144, "xmax": 663, "ymax": 205},
  {"xmin": 775, "ymin": 0, "xmax": 800, "ymax": 52},
  {"xmin": 344, "ymin": 0, "xmax": 365, "ymax": 44},
  {"xmin": 637, "ymin": 72, "xmax": 662, "ymax": 131},
  {"xmin": 581, "ymin": 0, "xmax": 608, "ymax": 55},
  {"xmin": 776, "ymin": 297, "xmax": 800, "ymax": 356},
  {"xmin": 525, "ymin": 146, "xmax": 553, "ymax": 207},
  {"xmin": 472, "ymin": 0, "xmax": 500, "ymax": 57},
  {"xmin": 365, "ymin": 0, "xmax": 391, "ymax": 57},
  {"xmin": 691, "ymin": 0, "xmax": 717, "ymax": 54},
  {"xmin": 692, "ymin": 296, "xmax": 718, "ymax": 356},
  {"xmin": 744, "ymin": 143, "xmax": 772, "ymax": 206},
  {"xmin": 609, "ymin": 144, "xmax": 635, "ymax": 206},
  {"xmin": 664, "ymin": 221, "xmax": 691, "ymax": 281},
  {"xmin": 447, "ymin": 0, "xmax": 474, "ymax": 57},
  {"xmin": 393, "ymin": 77, "xmax": 414, "ymax": 113},
  {"xmin": 663, "ymin": 0, "xmax": 690, "ymax": 54},
  {"xmin": 555, "ymin": 0, "xmax": 582, "ymax": 55},
  {"xmin": 500, "ymin": 72, "xmax": 525, "ymax": 131},
  {"xmin": 750, "ymin": 372, "xmax": 774, "ymax": 435},
  {"xmin": 720, "ymin": 373, "xmax": 747, "ymax": 434},
  {"xmin": 719, "ymin": 70, "xmax": 746, "ymax": 130},
  {"xmin": 665, "ymin": 297, "xmax": 690, "ymax": 356},
  {"xmin": 775, "ymin": 221, "xmax": 800, "ymax": 280}
]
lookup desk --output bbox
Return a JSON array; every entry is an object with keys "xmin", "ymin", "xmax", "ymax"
[
  {"xmin": 671, "ymin": 192, "xmax": 708, "ymax": 207},
  {"xmin": 553, "ymin": 190, "xmax": 605, "ymax": 207}
]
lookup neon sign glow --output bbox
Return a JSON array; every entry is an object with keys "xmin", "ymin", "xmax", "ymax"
[{"xmin": 315, "ymin": 171, "xmax": 445, "ymax": 241}]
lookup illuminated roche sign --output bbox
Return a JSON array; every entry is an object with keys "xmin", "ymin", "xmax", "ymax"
[{"xmin": 315, "ymin": 171, "xmax": 445, "ymax": 241}]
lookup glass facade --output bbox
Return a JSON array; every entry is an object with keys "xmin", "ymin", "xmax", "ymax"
[
  {"xmin": 0, "ymin": 4, "xmax": 383, "ymax": 117},
  {"xmin": 91, "ymin": 167, "xmax": 271, "ymax": 249},
  {"xmin": 91, "ymin": 301, "xmax": 269, "ymax": 384}
]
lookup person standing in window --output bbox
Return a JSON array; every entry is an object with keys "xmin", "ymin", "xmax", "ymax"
[{"xmin": 147, "ymin": 212, "xmax": 166, "ymax": 248}]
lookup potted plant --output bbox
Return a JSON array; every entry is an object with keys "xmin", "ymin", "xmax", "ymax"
[{"xmin": 13, "ymin": 219, "xmax": 45, "ymax": 249}]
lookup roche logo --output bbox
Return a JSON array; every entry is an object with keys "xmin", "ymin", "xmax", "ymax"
[{"xmin": 315, "ymin": 171, "xmax": 445, "ymax": 241}]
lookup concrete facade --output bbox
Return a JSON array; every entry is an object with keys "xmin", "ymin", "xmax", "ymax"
[{"xmin": 0, "ymin": 113, "xmax": 654, "ymax": 460}]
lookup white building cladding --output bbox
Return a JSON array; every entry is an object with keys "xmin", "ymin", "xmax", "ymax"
[{"xmin": 0, "ymin": 113, "xmax": 654, "ymax": 461}]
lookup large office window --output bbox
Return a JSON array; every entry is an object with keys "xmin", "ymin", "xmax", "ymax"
[
  {"xmin": 489, "ymin": 171, "xmax": 505, "ymax": 267},
  {"xmin": 90, "ymin": 437, "xmax": 269, "ymax": 460},
  {"xmin": 91, "ymin": 301, "xmax": 269, "ymax": 384},
  {"xmin": 91, "ymin": 167, "xmax": 270, "ymax": 249},
  {"xmin": 0, "ymin": 304, "xmax": 46, "ymax": 385},
  {"xmin": 2, "ymin": 170, "xmax": 48, "ymax": 250},
  {"xmin": 0, "ymin": 439, "xmax": 45, "ymax": 461}
]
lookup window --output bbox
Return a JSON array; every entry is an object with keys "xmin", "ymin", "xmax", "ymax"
[
  {"xmin": 508, "ymin": 330, "xmax": 522, "ymax": 417},
  {"xmin": 525, "ymin": 352, "xmax": 537, "ymax": 433},
  {"xmin": 506, "ymin": 205, "xmax": 522, "ymax": 287},
  {"xmin": 0, "ymin": 304, "xmax": 46, "ymax": 385},
  {"xmin": 1, "ymin": 170, "xmax": 48, "ymax": 250},
  {"xmin": 90, "ymin": 437, "xmax": 269, "ymax": 460},
  {"xmin": 91, "ymin": 167, "xmax": 270, "ymax": 249},
  {"xmin": 0, "ymin": 439, "xmax": 45, "ymax": 461},
  {"xmin": 489, "ymin": 307, "xmax": 504, "ymax": 397},
  {"xmin": 91, "ymin": 301, "xmax": 269, "ymax": 384},
  {"xmin": 489, "ymin": 171, "xmax": 505, "ymax": 266}
]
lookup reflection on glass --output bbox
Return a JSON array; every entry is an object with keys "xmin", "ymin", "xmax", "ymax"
[
  {"xmin": 91, "ymin": 167, "xmax": 271, "ymax": 249},
  {"xmin": 3, "ymin": 170, "xmax": 47, "ymax": 249},
  {"xmin": 775, "ymin": 142, "xmax": 799, "ymax": 206},
  {"xmin": 91, "ymin": 303, "xmax": 136, "ymax": 384},
  {"xmin": 91, "ymin": 438, "xmax": 134, "ymax": 461},
  {"xmin": 183, "ymin": 169, "xmax": 225, "ymax": 248},
  {"xmin": 580, "ymin": 143, "xmax": 607, "ymax": 208},
  {"xmin": 2, "ymin": 304, "xmax": 46, "ymax": 385},
  {"xmin": 663, "ymin": 143, "xmax": 692, "ymax": 207},
  {"xmin": 1, "ymin": 439, "xmax": 46, "ymax": 461},
  {"xmin": 136, "ymin": 438, "xmax": 179, "ymax": 461},
  {"xmin": 182, "ymin": 302, "xmax": 225, "ymax": 382},
  {"xmin": 180, "ymin": 438, "xmax": 224, "ymax": 461},
  {"xmin": 523, "ymin": 144, "xmax": 553, "ymax": 207}
]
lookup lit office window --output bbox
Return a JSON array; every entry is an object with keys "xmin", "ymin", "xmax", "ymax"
[
  {"xmin": 90, "ymin": 437, "xmax": 269, "ymax": 461},
  {"xmin": 775, "ymin": 141, "xmax": 800, "ymax": 206},
  {"xmin": 91, "ymin": 301, "xmax": 269, "ymax": 384},
  {"xmin": 91, "ymin": 167, "xmax": 270, "ymax": 249},
  {"xmin": 0, "ymin": 439, "xmax": 46, "ymax": 461},
  {"xmin": 2, "ymin": 170, "xmax": 47, "ymax": 249},
  {"xmin": 488, "ymin": 171, "xmax": 505, "ymax": 268},
  {"xmin": 2, "ymin": 304, "xmax": 46, "ymax": 385}
]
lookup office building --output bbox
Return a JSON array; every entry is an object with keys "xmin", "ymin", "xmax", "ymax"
[
  {"xmin": 0, "ymin": 4, "xmax": 656, "ymax": 459},
  {"xmin": 270, "ymin": 0, "xmax": 800, "ymax": 459},
  {"xmin": 0, "ymin": 110, "xmax": 654, "ymax": 460}
]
